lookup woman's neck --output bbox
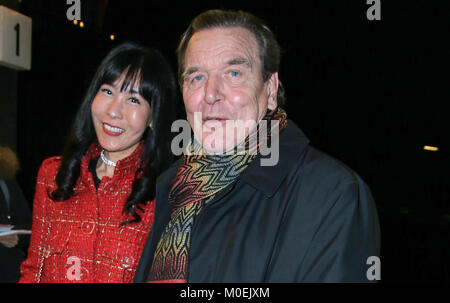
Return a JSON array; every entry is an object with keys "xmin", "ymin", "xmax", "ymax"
[
  {"xmin": 95, "ymin": 142, "xmax": 140, "ymax": 179},
  {"xmin": 96, "ymin": 158, "xmax": 115, "ymax": 179}
]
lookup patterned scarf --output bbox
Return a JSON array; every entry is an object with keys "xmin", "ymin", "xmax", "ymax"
[{"xmin": 147, "ymin": 108, "xmax": 287, "ymax": 282}]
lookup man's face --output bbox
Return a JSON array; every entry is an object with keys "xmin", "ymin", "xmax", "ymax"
[{"xmin": 182, "ymin": 27, "xmax": 278, "ymax": 153}]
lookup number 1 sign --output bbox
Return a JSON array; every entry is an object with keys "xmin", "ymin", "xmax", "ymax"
[{"xmin": 0, "ymin": 5, "xmax": 32, "ymax": 70}]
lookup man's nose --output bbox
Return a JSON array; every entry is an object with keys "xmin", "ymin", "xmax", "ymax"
[
  {"xmin": 107, "ymin": 96, "xmax": 123, "ymax": 119},
  {"xmin": 204, "ymin": 75, "xmax": 223, "ymax": 105}
]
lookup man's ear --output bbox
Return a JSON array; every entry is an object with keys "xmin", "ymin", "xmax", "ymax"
[{"xmin": 266, "ymin": 72, "xmax": 279, "ymax": 111}]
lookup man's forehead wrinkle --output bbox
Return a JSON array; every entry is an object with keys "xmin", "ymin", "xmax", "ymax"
[
  {"xmin": 182, "ymin": 27, "xmax": 261, "ymax": 83},
  {"xmin": 191, "ymin": 40, "xmax": 249, "ymax": 57},
  {"xmin": 186, "ymin": 40, "xmax": 257, "ymax": 72}
]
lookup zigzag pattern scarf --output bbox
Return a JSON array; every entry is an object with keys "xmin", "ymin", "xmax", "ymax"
[{"xmin": 147, "ymin": 108, "xmax": 287, "ymax": 282}]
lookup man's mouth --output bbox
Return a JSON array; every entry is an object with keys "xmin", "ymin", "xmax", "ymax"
[{"xmin": 203, "ymin": 116, "xmax": 227, "ymax": 122}]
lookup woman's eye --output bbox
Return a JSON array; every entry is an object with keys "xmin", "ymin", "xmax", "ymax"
[
  {"xmin": 129, "ymin": 97, "xmax": 141, "ymax": 105},
  {"xmin": 101, "ymin": 88, "xmax": 113, "ymax": 95}
]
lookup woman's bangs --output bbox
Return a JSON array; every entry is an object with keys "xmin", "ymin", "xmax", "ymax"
[{"xmin": 100, "ymin": 61, "xmax": 144, "ymax": 96}]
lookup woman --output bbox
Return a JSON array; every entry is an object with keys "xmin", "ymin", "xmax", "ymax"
[{"xmin": 19, "ymin": 42, "xmax": 178, "ymax": 282}]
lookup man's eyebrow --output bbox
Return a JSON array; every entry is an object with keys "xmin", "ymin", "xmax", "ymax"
[
  {"xmin": 227, "ymin": 57, "xmax": 253, "ymax": 69},
  {"xmin": 181, "ymin": 57, "xmax": 252, "ymax": 81},
  {"xmin": 182, "ymin": 66, "xmax": 199, "ymax": 80}
]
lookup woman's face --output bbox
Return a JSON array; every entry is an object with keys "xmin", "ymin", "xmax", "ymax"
[{"xmin": 91, "ymin": 73, "xmax": 152, "ymax": 160}]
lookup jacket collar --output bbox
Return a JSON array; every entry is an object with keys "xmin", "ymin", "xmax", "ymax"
[
  {"xmin": 160, "ymin": 121, "xmax": 310, "ymax": 199},
  {"xmin": 80, "ymin": 141, "xmax": 145, "ymax": 184},
  {"xmin": 239, "ymin": 120, "xmax": 310, "ymax": 197}
]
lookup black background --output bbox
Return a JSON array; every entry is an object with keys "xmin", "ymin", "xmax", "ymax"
[{"xmin": 10, "ymin": 0, "xmax": 450, "ymax": 282}]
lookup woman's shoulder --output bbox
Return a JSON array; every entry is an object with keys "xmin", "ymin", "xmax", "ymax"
[
  {"xmin": 37, "ymin": 155, "xmax": 62, "ymax": 181},
  {"xmin": 33, "ymin": 156, "xmax": 62, "ymax": 209}
]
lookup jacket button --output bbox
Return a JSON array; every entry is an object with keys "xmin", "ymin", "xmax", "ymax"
[{"xmin": 80, "ymin": 221, "xmax": 96, "ymax": 234}]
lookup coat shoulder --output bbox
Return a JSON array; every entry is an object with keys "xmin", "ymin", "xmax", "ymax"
[
  {"xmin": 301, "ymin": 146, "xmax": 361, "ymax": 186},
  {"xmin": 41, "ymin": 155, "xmax": 62, "ymax": 167},
  {"xmin": 36, "ymin": 156, "xmax": 62, "ymax": 186},
  {"xmin": 295, "ymin": 146, "xmax": 375, "ymax": 219}
]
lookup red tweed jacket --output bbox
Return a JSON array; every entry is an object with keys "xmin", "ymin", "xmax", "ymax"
[{"xmin": 19, "ymin": 142, "xmax": 155, "ymax": 282}]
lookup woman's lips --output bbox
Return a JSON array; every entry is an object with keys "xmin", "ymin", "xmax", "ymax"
[{"xmin": 103, "ymin": 123, "xmax": 125, "ymax": 136}]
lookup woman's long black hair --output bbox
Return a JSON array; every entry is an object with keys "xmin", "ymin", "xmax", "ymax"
[{"xmin": 50, "ymin": 42, "xmax": 178, "ymax": 224}]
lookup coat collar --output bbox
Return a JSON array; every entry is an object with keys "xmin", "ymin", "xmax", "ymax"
[
  {"xmin": 239, "ymin": 120, "xmax": 310, "ymax": 197},
  {"xmin": 159, "ymin": 121, "xmax": 310, "ymax": 199},
  {"xmin": 80, "ymin": 141, "xmax": 145, "ymax": 184}
]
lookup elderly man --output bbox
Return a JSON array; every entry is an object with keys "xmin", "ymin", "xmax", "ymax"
[{"xmin": 135, "ymin": 9, "xmax": 380, "ymax": 282}]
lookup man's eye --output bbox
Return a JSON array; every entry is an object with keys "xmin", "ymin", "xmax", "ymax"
[
  {"xmin": 229, "ymin": 71, "xmax": 240, "ymax": 77},
  {"xmin": 192, "ymin": 75, "xmax": 204, "ymax": 82}
]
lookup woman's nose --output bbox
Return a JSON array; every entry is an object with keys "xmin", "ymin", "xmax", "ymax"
[{"xmin": 106, "ymin": 97, "xmax": 123, "ymax": 119}]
